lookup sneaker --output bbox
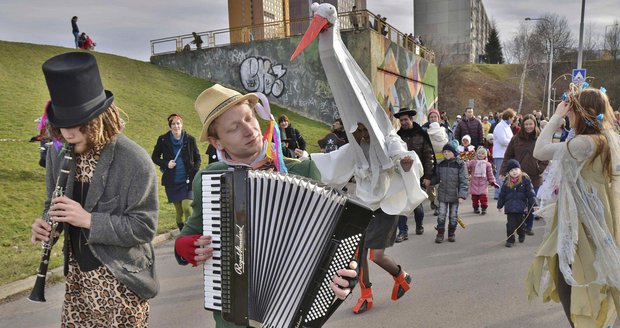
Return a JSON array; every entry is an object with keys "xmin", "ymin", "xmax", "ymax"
[
  {"xmin": 391, "ymin": 271, "xmax": 412, "ymax": 300},
  {"xmin": 415, "ymin": 226, "xmax": 424, "ymax": 235},
  {"xmin": 505, "ymin": 241, "xmax": 514, "ymax": 248},
  {"xmin": 518, "ymin": 234, "xmax": 525, "ymax": 243},
  {"xmin": 481, "ymin": 208, "xmax": 487, "ymax": 215},
  {"xmin": 448, "ymin": 235, "xmax": 455, "ymax": 242},
  {"xmin": 473, "ymin": 208, "xmax": 480, "ymax": 214},
  {"xmin": 525, "ymin": 229, "xmax": 534, "ymax": 236},
  {"xmin": 395, "ymin": 233, "xmax": 408, "ymax": 243}
]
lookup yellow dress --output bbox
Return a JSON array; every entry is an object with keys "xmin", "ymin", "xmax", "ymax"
[{"xmin": 526, "ymin": 115, "xmax": 620, "ymax": 327}]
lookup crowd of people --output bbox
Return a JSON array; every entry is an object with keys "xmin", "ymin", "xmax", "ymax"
[{"xmin": 29, "ymin": 45, "xmax": 620, "ymax": 327}]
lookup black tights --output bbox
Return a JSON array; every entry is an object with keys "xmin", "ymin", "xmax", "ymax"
[
  {"xmin": 556, "ymin": 266, "xmax": 575, "ymax": 328},
  {"xmin": 359, "ymin": 248, "xmax": 400, "ymax": 287}
]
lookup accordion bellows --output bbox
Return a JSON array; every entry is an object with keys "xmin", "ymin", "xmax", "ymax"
[{"xmin": 202, "ymin": 169, "xmax": 372, "ymax": 328}]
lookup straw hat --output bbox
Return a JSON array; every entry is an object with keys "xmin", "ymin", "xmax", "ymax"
[{"xmin": 195, "ymin": 84, "xmax": 258, "ymax": 142}]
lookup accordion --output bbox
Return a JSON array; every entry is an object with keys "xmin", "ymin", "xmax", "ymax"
[{"xmin": 202, "ymin": 168, "xmax": 372, "ymax": 328}]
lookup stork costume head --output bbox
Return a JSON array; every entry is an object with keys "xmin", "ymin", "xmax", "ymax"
[{"xmin": 289, "ymin": 3, "xmax": 428, "ymax": 215}]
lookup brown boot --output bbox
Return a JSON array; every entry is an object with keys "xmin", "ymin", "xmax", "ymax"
[
  {"xmin": 448, "ymin": 225, "xmax": 456, "ymax": 242},
  {"xmin": 435, "ymin": 227, "xmax": 445, "ymax": 243}
]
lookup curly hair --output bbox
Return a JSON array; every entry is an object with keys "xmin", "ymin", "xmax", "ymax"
[{"xmin": 48, "ymin": 103, "xmax": 126, "ymax": 150}]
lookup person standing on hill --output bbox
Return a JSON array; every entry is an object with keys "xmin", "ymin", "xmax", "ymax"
[
  {"xmin": 454, "ymin": 107, "xmax": 483, "ymax": 148},
  {"xmin": 71, "ymin": 16, "xmax": 79, "ymax": 48}
]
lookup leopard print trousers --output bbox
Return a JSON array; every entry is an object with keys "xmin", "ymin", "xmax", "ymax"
[{"xmin": 61, "ymin": 256, "xmax": 149, "ymax": 327}]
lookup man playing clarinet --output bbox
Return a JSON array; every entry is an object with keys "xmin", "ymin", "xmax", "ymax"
[{"xmin": 30, "ymin": 52, "xmax": 158, "ymax": 327}]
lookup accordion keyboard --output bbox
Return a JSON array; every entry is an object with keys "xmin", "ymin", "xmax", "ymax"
[{"xmin": 202, "ymin": 171, "xmax": 226, "ymax": 311}]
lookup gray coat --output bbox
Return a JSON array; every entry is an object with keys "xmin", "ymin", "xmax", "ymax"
[
  {"xmin": 436, "ymin": 158, "xmax": 469, "ymax": 203},
  {"xmin": 45, "ymin": 134, "xmax": 159, "ymax": 299}
]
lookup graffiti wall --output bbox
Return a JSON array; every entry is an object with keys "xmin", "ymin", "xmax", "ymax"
[
  {"xmin": 151, "ymin": 29, "xmax": 437, "ymax": 124},
  {"xmin": 370, "ymin": 33, "xmax": 438, "ymax": 125}
]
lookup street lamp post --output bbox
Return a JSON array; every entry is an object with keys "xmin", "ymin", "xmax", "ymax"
[{"xmin": 525, "ymin": 17, "xmax": 554, "ymax": 118}]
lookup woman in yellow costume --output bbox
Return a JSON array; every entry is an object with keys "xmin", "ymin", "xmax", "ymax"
[{"xmin": 527, "ymin": 84, "xmax": 620, "ymax": 328}]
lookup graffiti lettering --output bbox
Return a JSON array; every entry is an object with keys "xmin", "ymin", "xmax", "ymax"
[{"xmin": 239, "ymin": 56, "xmax": 287, "ymax": 98}]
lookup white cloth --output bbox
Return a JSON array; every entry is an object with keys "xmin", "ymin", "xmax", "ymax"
[
  {"xmin": 427, "ymin": 122, "xmax": 448, "ymax": 154},
  {"xmin": 312, "ymin": 132, "xmax": 427, "ymax": 216},
  {"xmin": 493, "ymin": 120, "xmax": 513, "ymax": 159}
]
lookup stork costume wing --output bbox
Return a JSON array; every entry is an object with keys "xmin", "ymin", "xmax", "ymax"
[{"xmin": 291, "ymin": 3, "xmax": 427, "ymax": 215}]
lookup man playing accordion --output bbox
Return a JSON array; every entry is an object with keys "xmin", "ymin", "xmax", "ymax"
[{"xmin": 174, "ymin": 84, "xmax": 358, "ymax": 328}]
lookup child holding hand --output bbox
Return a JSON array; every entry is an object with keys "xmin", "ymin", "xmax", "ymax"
[{"xmin": 497, "ymin": 159, "xmax": 536, "ymax": 247}]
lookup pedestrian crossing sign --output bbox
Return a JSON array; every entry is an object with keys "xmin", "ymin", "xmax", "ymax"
[{"xmin": 572, "ymin": 69, "xmax": 586, "ymax": 84}]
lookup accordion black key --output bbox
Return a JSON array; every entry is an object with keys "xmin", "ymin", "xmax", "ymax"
[{"xmin": 202, "ymin": 168, "xmax": 372, "ymax": 328}]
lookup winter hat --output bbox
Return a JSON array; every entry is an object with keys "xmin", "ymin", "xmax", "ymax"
[
  {"xmin": 476, "ymin": 146, "xmax": 487, "ymax": 157},
  {"xmin": 486, "ymin": 133, "xmax": 494, "ymax": 141},
  {"xmin": 462, "ymin": 135, "xmax": 471, "ymax": 143},
  {"xmin": 442, "ymin": 142, "xmax": 458, "ymax": 156},
  {"xmin": 429, "ymin": 122, "xmax": 440, "ymax": 129},
  {"xmin": 428, "ymin": 108, "xmax": 440, "ymax": 119},
  {"xmin": 506, "ymin": 159, "xmax": 521, "ymax": 172},
  {"xmin": 483, "ymin": 116, "xmax": 489, "ymax": 121}
]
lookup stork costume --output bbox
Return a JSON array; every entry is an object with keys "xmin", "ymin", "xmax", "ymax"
[
  {"xmin": 291, "ymin": 3, "xmax": 426, "ymax": 215},
  {"xmin": 291, "ymin": 2, "xmax": 427, "ymax": 314}
]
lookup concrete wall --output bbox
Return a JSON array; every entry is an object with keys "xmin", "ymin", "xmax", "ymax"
[{"xmin": 151, "ymin": 29, "xmax": 437, "ymax": 124}]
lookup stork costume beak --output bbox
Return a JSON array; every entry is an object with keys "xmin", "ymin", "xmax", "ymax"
[{"xmin": 290, "ymin": 15, "xmax": 330, "ymax": 61}]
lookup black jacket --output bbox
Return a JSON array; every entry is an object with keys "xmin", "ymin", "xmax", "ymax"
[
  {"xmin": 497, "ymin": 175, "xmax": 536, "ymax": 214},
  {"xmin": 397, "ymin": 123, "xmax": 436, "ymax": 181},
  {"xmin": 151, "ymin": 131, "xmax": 201, "ymax": 188},
  {"xmin": 281, "ymin": 126, "xmax": 306, "ymax": 151}
]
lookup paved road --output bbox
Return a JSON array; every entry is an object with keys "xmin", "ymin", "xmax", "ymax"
[{"xmin": 0, "ymin": 198, "xmax": 577, "ymax": 327}]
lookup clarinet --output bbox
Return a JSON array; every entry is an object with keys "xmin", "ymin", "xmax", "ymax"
[{"xmin": 28, "ymin": 143, "xmax": 74, "ymax": 303}]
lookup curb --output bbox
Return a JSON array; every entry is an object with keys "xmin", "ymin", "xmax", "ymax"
[{"xmin": 0, "ymin": 229, "xmax": 180, "ymax": 302}]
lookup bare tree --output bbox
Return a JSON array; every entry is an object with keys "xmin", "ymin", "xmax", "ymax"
[
  {"xmin": 582, "ymin": 22, "xmax": 599, "ymax": 60},
  {"xmin": 531, "ymin": 14, "xmax": 573, "ymax": 61},
  {"xmin": 604, "ymin": 20, "xmax": 620, "ymax": 60}
]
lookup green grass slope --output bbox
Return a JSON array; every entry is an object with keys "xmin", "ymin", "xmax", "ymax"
[{"xmin": 0, "ymin": 41, "xmax": 329, "ymax": 286}]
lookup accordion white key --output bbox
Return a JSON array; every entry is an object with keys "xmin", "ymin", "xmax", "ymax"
[{"xmin": 202, "ymin": 168, "xmax": 372, "ymax": 328}]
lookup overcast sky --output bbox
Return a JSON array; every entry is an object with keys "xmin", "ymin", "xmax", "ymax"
[{"xmin": 0, "ymin": 0, "xmax": 617, "ymax": 61}]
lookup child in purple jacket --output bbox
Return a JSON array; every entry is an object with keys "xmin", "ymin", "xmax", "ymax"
[{"xmin": 467, "ymin": 147, "xmax": 499, "ymax": 214}]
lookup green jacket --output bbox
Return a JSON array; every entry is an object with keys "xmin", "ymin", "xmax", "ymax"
[{"xmin": 176, "ymin": 158, "xmax": 320, "ymax": 328}]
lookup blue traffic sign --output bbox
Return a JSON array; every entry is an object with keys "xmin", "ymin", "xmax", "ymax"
[{"xmin": 572, "ymin": 69, "xmax": 586, "ymax": 83}]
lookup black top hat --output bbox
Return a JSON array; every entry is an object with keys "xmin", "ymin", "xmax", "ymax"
[
  {"xmin": 394, "ymin": 107, "xmax": 417, "ymax": 118},
  {"xmin": 43, "ymin": 52, "xmax": 114, "ymax": 128}
]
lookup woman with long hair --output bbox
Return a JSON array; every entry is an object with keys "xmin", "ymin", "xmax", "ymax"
[
  {"xmin": 152, "ymin": 114, "xmax": 201, "ymax": 230},
  {"xmin": 526, "ymin": 85, "xmax": 620, "ymax": 327},
  {"xmin": 500, "ymin": 114, "xmax": 549, "ymax": 235}
]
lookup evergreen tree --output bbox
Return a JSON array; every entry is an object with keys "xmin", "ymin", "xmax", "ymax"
[{"xmin": 485, "ymin": 27, "xmax": 504, "ymax": 64}]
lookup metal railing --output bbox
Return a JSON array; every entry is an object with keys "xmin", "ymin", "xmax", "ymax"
[{"xmin": 150, "ymin": 10, "xmax": 434, "ymax": 63}]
